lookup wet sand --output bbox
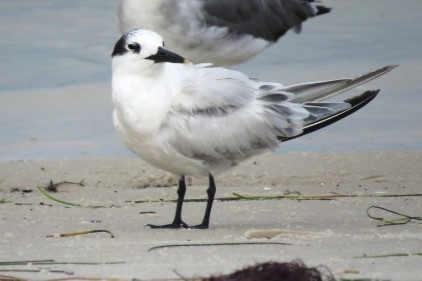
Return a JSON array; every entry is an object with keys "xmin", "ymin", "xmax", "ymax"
[{"xmin": 1, "ymin": 0, "xmax": 422, "ymax": 159}]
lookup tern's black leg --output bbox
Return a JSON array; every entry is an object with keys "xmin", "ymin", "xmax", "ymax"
[
  {"xmin": 191, "ymin": 174, "xmax": 216, "ymax": 229},
  {"xmin": 147, "ymin": 176, "xmax": 189, "ymax": 229}
]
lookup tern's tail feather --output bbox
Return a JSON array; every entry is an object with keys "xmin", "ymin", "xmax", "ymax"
[
  {"xmin": 287, "ymin": 65, "xmax": 397, "ymax": 103},
  {"xmin": 280, "ymin": 90, "xmax": 380, "ymax": 142}
]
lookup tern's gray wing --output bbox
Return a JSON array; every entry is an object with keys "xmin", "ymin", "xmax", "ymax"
[
  {"xmin": 282, "ymin": 90, "xmax": 380, "ymax": 142},
  {"xmin": 201, "ymin": 0, "xmax": 331, "ymax": 41},
  {"xmin": 287, "ymin": 65, "xmax": 397, "ymax": 103},
  {"xmin": 278, "ymin": 65, "xmax": 398, "ymax": 140},
  {"xmin": 164, "ymin": 66, "xmax": 309, "ymax": 171}
]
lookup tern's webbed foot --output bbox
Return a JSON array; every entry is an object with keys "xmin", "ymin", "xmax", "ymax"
[
  {"xmin": 146, "ymin": 221, "xmax": 189, "ymax": 229},
  {"xmin": 146, "ymin": 221, "xmax": 209, "ymax": 229},
  {"xmin": 189, "ymin": 223, "xmax": 209, "ymax": 229}
]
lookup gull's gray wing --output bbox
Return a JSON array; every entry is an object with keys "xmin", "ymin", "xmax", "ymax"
[{"xmin": 201, "ymin": 0, "xmax": 331, "ymax": 41}]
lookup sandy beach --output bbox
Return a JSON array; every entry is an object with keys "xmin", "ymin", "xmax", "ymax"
[
  {"xmin": 1, "ymin": 152, "xmax": 422, "ymax": 280},
  {"xmin": 1, "ymin": 0, "xmax": 422, "ymax": 280}
]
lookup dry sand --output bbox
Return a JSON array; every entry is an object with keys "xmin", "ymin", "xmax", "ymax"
[{"xmin": 1, "ymin": 152, "xmax": 421, "ymax": 280}]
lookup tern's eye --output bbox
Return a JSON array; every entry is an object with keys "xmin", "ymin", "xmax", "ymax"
[{"xmin": 127, "ymin": 43, "xmax": 141, "ymax": 53}]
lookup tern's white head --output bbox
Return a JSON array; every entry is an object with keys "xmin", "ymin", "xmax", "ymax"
[{"xmin": 111, "ymin": 29, "xmax": 186, "ymax": 70}]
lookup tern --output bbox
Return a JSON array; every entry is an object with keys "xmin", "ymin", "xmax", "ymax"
[
  {"xmin": 111, "ymin": 29, "xmax": 396, "ymax": 229},
  {"xmin": 118, "ymin": 0, "xmax": 331, "ymax": 65}
]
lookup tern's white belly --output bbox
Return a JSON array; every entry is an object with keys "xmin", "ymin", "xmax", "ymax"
[{"xmin": 114, "ymin": 110, "xmax": 209, "ymax": 177}]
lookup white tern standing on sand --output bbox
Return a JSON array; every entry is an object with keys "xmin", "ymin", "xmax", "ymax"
[
  {"xmin": 118, "ymin": 0, "xmax": 331, "ymax": 65},
  {"xmin": 111, "ymin": 29, "xmax": 396, "ymax": 229}
]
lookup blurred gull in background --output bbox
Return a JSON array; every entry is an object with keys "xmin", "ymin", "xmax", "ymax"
[{"xmin": 118, "ymin": 0, "xmax": 331, "ymax": 65}]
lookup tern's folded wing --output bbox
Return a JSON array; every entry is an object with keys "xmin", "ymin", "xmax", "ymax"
[{"xmin": 165, "ymin": 66, "xmax": 309, "ymax": 167}]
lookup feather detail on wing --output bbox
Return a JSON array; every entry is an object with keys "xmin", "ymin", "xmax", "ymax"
[
  {"xmin": 276, "ymin": 66, "xmax": 398, "ymax": 141},
  {"xmin": 165, "ymin": 65, "xmax": 309, "ymax": 168},
  {"xmin": 162, "ymin": 65, "xmax": 395, "ymax": 170},
  {"xmin": 288, "ymin": 65, "xmax": 397, "ymax": 103}
]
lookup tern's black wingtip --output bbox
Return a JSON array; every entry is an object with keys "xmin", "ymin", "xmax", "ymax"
[
  {"xmin": 316, "ymin": 5, "xmax": 332, "ymax": 16},
  {"xmin": 344, "ymin": 89, "xmax": 380, "ymax": 107},
  {"xmin": 279, "ymin": 89, "xmax": 381, "ymax": 142},
  {"xmin": 386, "ymin": 64, "xmax": 400, "ymax": 72}
]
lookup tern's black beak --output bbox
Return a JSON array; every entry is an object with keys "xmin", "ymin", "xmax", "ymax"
[{"xmin": 146, "ymin": 47, "xmax": 186, "ymax": 64}]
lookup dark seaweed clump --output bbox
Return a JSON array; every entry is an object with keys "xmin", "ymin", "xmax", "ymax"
[{"xmin": 204, "ymin": 261, "xmax": 335, "ymax": 281}]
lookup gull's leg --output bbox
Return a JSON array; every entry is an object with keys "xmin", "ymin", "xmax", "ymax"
[
  {"xmin": 191, "ymin": 174, "xmax": 216, "ymax": 229},
  {"xmin": 147, "ymin": 176, "xmax": 189, "ymax": 229}
]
